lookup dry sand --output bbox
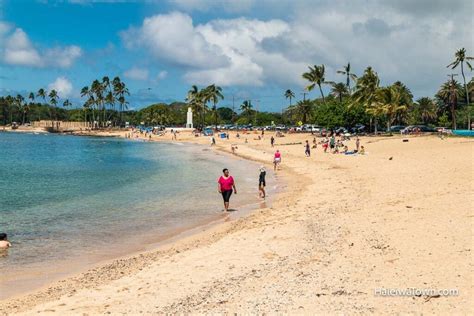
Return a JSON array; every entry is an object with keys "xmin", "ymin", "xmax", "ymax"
[{"xmin": 1, "ymin": 130, "xmax": 472, "ymax": 314}]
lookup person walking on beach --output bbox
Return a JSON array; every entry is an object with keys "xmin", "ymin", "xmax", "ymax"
[
  {"xmin": 355, "ymin": 137, "xmax": 360, "ymax": 152},
  {"xmin": 329, "ymin": 135, "xmax": 336, "ymax": 153},
  {"xmin": 273, "ymin": 149, "xmax": 281, "ymax": 171},
  {"xmin": 218, "ymin": 168, "xmax": 237, "ymax": 212},
  {"xmin": 258, "ymin": 166, "xmax": 266, "ymax": 198},
  {"xmin": 305, "ymin": 140, "xmax": 311, "ymax": 157},
  {"xmin": 270, "ymin": 136, "xmax": 275, "ymax": 147}
]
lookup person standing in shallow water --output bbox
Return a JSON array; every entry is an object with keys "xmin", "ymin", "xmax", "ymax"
[
  {"xmin": 258, "ymin": 166, "xmax": 266, "ymax": 198},
  {"xmin": 218, "ymin": 168, "xmax": 237, "ymax": 212}
]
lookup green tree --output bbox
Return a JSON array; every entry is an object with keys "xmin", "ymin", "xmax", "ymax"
[
  {"xmin": 415, "ymin": 97, "xmax": 437, "ymax": 124},
  {"xmin": 14, "ymin": 94, "xmax": 28, "ymax": 125},
  {"xmin": 37, "ymin": 88, "xmax": 47, "ymax": 103},
  {"xmin": 203, "ymin": 84, "xmax": 224, "ymax": 128},
  {"xmin": 352, "ymin": 67, "xmax": 381, "ymax": 133},
  {"xmin": 436, "ymin": 78, "xmax": 463, "ymax": 129},
  {"xmin": 374, "ymin": 84, "xmax": 412, "ymax": 133},
  {"xmin": 48, "ymin": 89, "xmax": 58, "ymax": 121},
  {"xmin": 287, "ymin": 99, "xmax": 314, "ymax": 124},
  {"xmin": 186, "ymin": 85, "xmax": 207, "ymax": 129},
  {"xmin": 331, "ymin": 82, "xmax": 349, "ymax": 103},
  {"xmin": 113, "ymin": 77, "xmax": 129, "ymax": 126},
  {"xmin": 240, "ymin": 100, "xmax": 253, "ymax": 124},
  {"xmin": 302, "ymin": 64, "xmax": 333, "ymax": 103},
  {"xmin": 447, "ymin": 48, "xmax": 473, "ymax": 128},
  {"xmin": 284, "ymin": 89, "xmax": 295, "ymax": 108},
  {"xmin": 336, "ymin": 62, "xmax": 357, "ymax": 93}
]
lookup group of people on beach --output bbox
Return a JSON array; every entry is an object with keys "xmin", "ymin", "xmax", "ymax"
[
  {"xmin": 313, "ymin": 135, "xmax": 365, "ymax": 155},
  {"xmin": 217, "ymin": 131, "xmax": 366, "ymax": 212}
]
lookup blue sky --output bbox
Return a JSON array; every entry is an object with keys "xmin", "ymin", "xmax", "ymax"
[{"xmin": 0, "ymin": 0, "xmax": 472, "ymax": 111}]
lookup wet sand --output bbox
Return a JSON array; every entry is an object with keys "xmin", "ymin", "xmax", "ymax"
[{"xmin": 1, "ymin": 130, "xmax": 472, "ymax": 314}]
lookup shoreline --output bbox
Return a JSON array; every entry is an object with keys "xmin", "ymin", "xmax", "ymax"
[
  {"xmin": 1, "ymin": 129, "xmax": 472, "ymax": 314},
  {"xmin": 0, "ymin": 131, "xmax": 296, "ymax": 313}
]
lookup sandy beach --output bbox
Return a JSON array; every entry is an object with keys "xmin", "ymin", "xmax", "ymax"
[{"xmin": 1, "ymin": 130, "xmax": 472, "ymax": 314}]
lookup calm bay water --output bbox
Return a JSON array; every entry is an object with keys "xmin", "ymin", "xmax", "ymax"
[{"xmin": 0, "ymin": 132, "xmax": 274, "ymax": 297}]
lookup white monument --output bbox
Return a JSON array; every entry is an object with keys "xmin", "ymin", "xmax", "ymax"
[{"xmin": 186, "ymin": 107, "xmax": 193, "ymax": 129}]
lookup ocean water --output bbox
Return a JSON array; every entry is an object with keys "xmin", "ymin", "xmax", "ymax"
[{"xmin": 0, "ymin": 132, "xmax": 275, "ymax": 298}]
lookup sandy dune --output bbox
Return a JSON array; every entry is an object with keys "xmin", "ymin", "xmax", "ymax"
[{"xmin": 1, "ymin": 131, "xmax": 472, "ymax": 314}]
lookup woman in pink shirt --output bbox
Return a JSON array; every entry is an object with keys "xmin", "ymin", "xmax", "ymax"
[
  {"xmin": 273, "ymin": 150, "xmax": 281, "ymax": 171},
  {"xmin": 218, "ymin": 168, "xmax": 237, "ymax": 212}
]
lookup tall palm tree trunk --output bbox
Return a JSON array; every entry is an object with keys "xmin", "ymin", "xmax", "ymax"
[
  {"xmin": 214, "ymin": 102, "xmax": 218, "ymax": 129},
  {"xmin": 461, "ymin": 63, "xmax": 471, "ymax": 129},
  {"xmin": 318, "ymin": 84, "xmax": 325, "ymax": 103}
]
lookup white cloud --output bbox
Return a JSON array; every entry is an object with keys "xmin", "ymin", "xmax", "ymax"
[
  {"xmin": 48, "ymin": 77, "xmax": 73, "ymax": 98},
  {"xmin": 157, "ymin": 70, "xmax": 168, "ymax": 80},
  {"xmin": 124, "ymin": 66, "xmax": 149, "ymax": 81},
  {"xmin": 1, "ymin": 25, "xmax": 82, "ymax": 68},
  {"xmin": 169, "ymin": 0, "xmax": 254, "ymax": 13},
  {"xmin": 44, "ymin": 46, "xmax": 82, "ymax": 68},
  {"xmin": 0, "ymin": 21, "xmax": 11, "ymax": 37},
  {"xmin": 122, "ymin": 13, "xmax": 305, "ymax": 87},
  {"xmin": 3, "ymin": 29, "xmax": 43, "ymax": 67},
  {"xmin": 121, "ymin": 12, "xmax": 229, "ymax": 69},
  {"xmin": 123, "ymin": 1, "xmax": 473, "ymax": 96}
]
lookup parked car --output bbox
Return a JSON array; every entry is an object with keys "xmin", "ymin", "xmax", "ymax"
[
  {"xmin": 387, "ymin": 125, "xmax": 406, "ymax": 133},
  {"xmin": 350, "ymin": 124, "xmax": 366, "ymax": 134},
  {"xmin": 203, "ymin": 128, "xmax": 214, "ymax": 136},
  {"xmin": 334, "ymin": 127, "xmax": 348, "ymax": 135},
  {"xmin": 415, "ymin": 125, "xmax": 436, "ymax": 132}
]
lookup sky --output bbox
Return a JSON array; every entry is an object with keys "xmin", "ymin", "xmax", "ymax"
[{"xmin": 0, "ymin": 0, "xmax": 472, "ymax": 111}]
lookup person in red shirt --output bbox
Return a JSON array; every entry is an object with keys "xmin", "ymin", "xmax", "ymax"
[
  {"xmin": 218, "ymin": 168, "xmax": 237, "ymax": 212},
  {"xmin": 273, "ymin": 150, "xmax": 281, "ymax": 171}
]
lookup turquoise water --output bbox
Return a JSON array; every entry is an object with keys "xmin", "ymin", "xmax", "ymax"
[{"xmin": 0, "ymin": 132, "xmax": 274, "ymax": 296}]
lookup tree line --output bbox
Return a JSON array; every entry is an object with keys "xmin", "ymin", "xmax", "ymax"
[
  {"xmin": 1, "ymin": 48, "xmax": 472, "ymax": 131},
  {"xmin": 0, "ymin": 76, "xmax": 130, "ymax": 128}
]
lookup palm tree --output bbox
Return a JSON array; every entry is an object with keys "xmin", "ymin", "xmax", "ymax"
[
  {"xmin": 37, "ymin": 88, "xmax": 46, "ymax": 103},
  {"xmin": 113, "ymin": 77, "xmax": 129, "ymax": 126},
  {"xmin": 187, "ymin": 85, "xmax": 207, "ymax": 129},
  {"xmin": 436, "ymin": 78, "xmax": 463, "ymax": 129},
  {"xmin": 81, "ymin": 86, "xmax": 93, "ymax": 126},
  {"xmin": 28, "ymin": 92, "xmax": 35, "ymax": 104},
  {"xmin": 62, "ymin": 99, "xmax": 72, "ymax": 121},
  {"xmin": 240, "ymin": 100, "xmax": 253, "ymax": 124},
  {"xmin": 331, "ymin": 82, "xmax": 349, "ymax": 103},
  {"xmin": 416, "ymin": 97, "xmax": 437, "ymax": 124},
  {"xmin": 91, "ymin": 79, "xmax": 104, "ymax": 126},
  {"xmin": 203, "ymin": 84, "xmax": 224, "ymax": 128},
  {"xmin": 352, "ymin": 67, "xmax": 380, "ymax": 133},
  {"xmin": 302, "ymin": 64, "xmax": 333, "ymax": 103},
  {"xmin": 14, "ymin": 94, "xmax": 28, "ymax": 125},
  {"xmin": 284, "ymin": 89, "xmax": 295, "ymax": 107},
  {"xmin": 48, "ymin": 89, "xmax": 58, "ymax": 122},
  {"xmin": 374, "ymin": 85, "xmax": 411, "ymax": 133},
  {"xmin": 336, "ymin": 62, "xmax": 357, "ymax": 93},
  {"xmin": 4, "ymin": 95, "xmax": 15, "ymax": 124},
  {"xmin": 447, "ymin": 48, "xmax": 473, "ymax": 128},
  {"xmin": 288, "ymin": 100, "xmax": 313, "ymax": 124}
]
